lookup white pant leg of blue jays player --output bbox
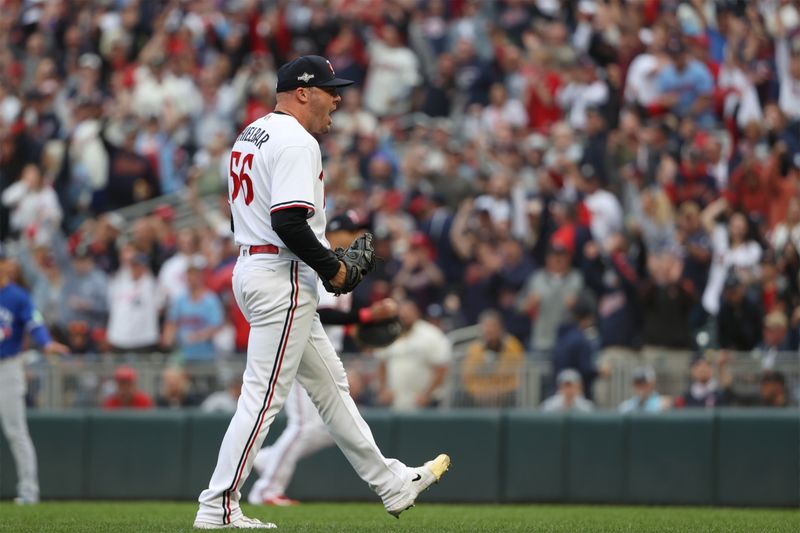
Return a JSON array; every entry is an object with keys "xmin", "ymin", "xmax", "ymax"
[
  {"xmin": 0, "ymin": 247, "xmax": 69, "ymax": 504},
  {"xmin": 247, "ymin": 213, "xmax": 402, "ymax": 506},
  {"xmin": 194, "ymin": 56, "xmax": 449, "ymax": 530}
]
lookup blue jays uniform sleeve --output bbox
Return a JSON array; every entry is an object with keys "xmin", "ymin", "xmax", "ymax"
[
  {"xmin": 19, "ymin": 289, "xmax": 51, "ymax": 348},
  {"xmin": 1, "ymin": 284, "xmax": 51, "ymax": 358}
]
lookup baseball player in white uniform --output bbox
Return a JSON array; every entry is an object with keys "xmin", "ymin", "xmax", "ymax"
[
  {"xmin": 194, "ymin": 55, "xmax": 449, "ymax": 530},
  {"xmin": 247, "ymin": 212, "xmax": 398, "ymax": 507}
]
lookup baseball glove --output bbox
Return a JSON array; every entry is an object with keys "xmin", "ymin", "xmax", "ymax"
[
  {"xmin": 323, "ymin": 232, "xmax": 376, "ymax": 296},
  {"xmin": 356, "ymin": 317, "xmax": 402, "ymax": 348}
]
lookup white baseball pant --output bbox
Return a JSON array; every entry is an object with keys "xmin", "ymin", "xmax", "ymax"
[
  {"xmin": 247, "ymin": 382, "xmax": 333, "ymax": 503},
  {"xmin": 196, "ymin": 253, "xmax": 409, "ymax": 525},
  {"xmin": 0, "ymin": 355, "xmax": 39, "ymax": 502}
]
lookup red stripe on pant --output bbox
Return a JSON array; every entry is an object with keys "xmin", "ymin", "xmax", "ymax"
[
  {"xmin": 223, "ymin": 261, "xmax": 299, "ymax": 524},
  {"xmin": 258, "ymin": 381, "xmax": 307, "ymax": 501}
]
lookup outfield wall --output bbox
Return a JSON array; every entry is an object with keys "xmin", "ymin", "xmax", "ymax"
[{"xmin": 1, "ymin": 409, "xmax": 798, "ymax": 507}]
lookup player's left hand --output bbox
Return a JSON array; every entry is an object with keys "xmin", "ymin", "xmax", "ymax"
[
  {"xmin": 323, "ymin": 232, "xmax": 376, "ymax": 295},
  {"xmin": 44, "ymin": 341, "xmax": 69, "ymax": 356}
]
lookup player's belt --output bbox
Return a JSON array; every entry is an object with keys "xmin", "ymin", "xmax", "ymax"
[{"xmin": 240, "ymin": 244, "xmax": 280, "ymax": 256}]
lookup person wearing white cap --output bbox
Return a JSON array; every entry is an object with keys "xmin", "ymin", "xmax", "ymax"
[{"xmin": 541, "ymin": 369, "xmax": 594, "ymax": 413}]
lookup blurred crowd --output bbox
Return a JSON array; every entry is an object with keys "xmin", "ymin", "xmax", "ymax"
[{"xmin": 2, "ymin": 0, "xmax": 800, "ymax": 410}]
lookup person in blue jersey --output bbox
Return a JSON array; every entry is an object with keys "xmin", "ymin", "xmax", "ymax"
[{"xmin": 0, "ymin": 246, "xmax": 68, "ymax": 504}]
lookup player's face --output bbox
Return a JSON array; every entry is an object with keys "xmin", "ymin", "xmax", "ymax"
[{"xmin": 310, "ymin": 86, "xmax": 341, "ymax": 135}]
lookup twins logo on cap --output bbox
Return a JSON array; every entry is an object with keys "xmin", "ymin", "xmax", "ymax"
[{"xmin": 276, "ymin": 55, "xmax": 355, "ymax": 93}]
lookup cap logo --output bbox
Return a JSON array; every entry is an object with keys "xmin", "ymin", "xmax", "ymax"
[
  {"xmin": 326, "ymin": 60, "xmax": 335, "ymax": 75},
  {"xmin": 297, "ymin": 72, "xmax": 315, "ymax": 83}
]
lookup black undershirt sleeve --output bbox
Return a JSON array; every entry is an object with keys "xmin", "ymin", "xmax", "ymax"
[
  {"xmin": 271, "ymin": 207, "xmax": 341, "ymax": 280},
  {"xmin": 317, "ymin": 306, "xmax": 360, "ymax": 325}
]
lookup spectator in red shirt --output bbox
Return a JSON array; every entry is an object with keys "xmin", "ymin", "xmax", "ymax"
[
  {"xmin": 523, "ymin": 49, "xmax": 563, "ymax": 132},
  {"xmin": 726, "ymin": 156, "xmax": 772, "ymax": 221},
  {"xmin": 103, "ymin": 366, "xmax": 154, "ymax": 410}
]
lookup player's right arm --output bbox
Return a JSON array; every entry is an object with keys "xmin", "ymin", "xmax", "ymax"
[
  {"xmin": 268, "ymin": 145, "xmax": 345, "ymax": 287},
  {"xmin": 271, "ymin": 207, "xmax": 345, "ymax": 285}
]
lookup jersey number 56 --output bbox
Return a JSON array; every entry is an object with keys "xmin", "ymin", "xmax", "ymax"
[{"xmin": 229, "ymin": 151, "xmax": 254, "ymax": 205}]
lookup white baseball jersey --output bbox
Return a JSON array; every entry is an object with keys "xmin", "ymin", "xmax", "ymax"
[{"xmin": 228, "ymin": 113, "xmax": 330, "ymax": 250}]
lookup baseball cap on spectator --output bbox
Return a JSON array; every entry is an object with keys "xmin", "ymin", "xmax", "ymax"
[
  {"xmin": 760, "ymin": 370, "xmax": 786, "ymax": 386},
  {"xmin": 432, "ymin": 118, "xmax": 452, "ymax": 133},
  {"xmin": 327, "ymin": 211, "xmax": 367, "ymax": 233},
  {"xmin": 548, "ymin": 241, "xmax": 570, "ymax": 255},
  {"xmin": 67, "ymin": 320, "xmax": 89, "ymax": 335},
  {"xmin": 689, "ymin": 34, "xmax": 710, "ymax": 49},
  {"xmin": 779, "ymin": 4, "xmax": 800, "ymax": 33},
  {"xmin": 79, "ymin": 53, "xmax": 102, "ymax": 70},
  {"xmin": 632, "ymin": 367, "xmax": 657, "ymax": 384},
  {"xmin": 665, "ymin": 37, "xmax": 687, "ymax": 56},
  {"xmin": 690, "ymin": 352, "xmax": 711, "ymax": 367},
  {"xmin": 275, "ymin": 55, "xmax": 354, "ymax": 93},
  {"xmin": 75, "ymin": 92, "xmax": 103, "ymax": 108},
  {"xmin": 723, "ymin": 272, "xmax": 742, "ymax": 289},
  {"xmin": 571, "ymin": 294, "xmax": 595, "ymax": 321},
  {"xmin": 26, "ymin": 89, "xmax": 46, "ymax": 101},
  {"xmin": 114, "ymin": 366, "xmax": 138, "ymax": 382},
  {"xmin": 426, "ymin": 303, "xmax": 445, "ymax": 320},
  {"xmin": 585, "ymin": 103, "xmax": 604, "ymax": 117},
  {"xmin": 105, "ymin": 212, "xmax": 125, "ymax": 232},
  {"xmin": 407, "ymin": 194, "xmax": 431, "ymax": 217},
  {"xmin": 382, "ymin": 189, "xmax": 404, "ymax": 211},
  {"xmin": 187, "ymin": 255, "xmax": 208, "ymax": 271},
  {"xmin": 73, "ymin": 243, "xmax": 92, "ymax": 260},
  {"xmin": 409, "ymin": 232, "xmax": 431, "ymax": 249},
  {"xmin": 557, "ymin": 369, "xmax": 582, "ymax": 386},
  {"xmin": 119, "ymin": 117, "xmax": 139, "ymax": 138},
  {"xmin": 473, "ymin": 196, "xmax": 494, "ymax": 214},
  {"xmin": 149, "ymin": 54, "xmax": 167, "ymax": 68},
  {"xmin": 131, "ymin": 253, "xmax": 149, "ymax": 266},
  {"xmin": 577, "ymin": 54, "xmax": 596, "ymax": 70},
  {"xmin": 526, "ymin": 133, "xmax": 549, "ymax": 151},
  {"xmin": 578, "ymin": 1, "xmax": 597, "ymax": 16},
  {"xmin": 153, "ymin": 204, "xmax": 175, "ymax": 222}
]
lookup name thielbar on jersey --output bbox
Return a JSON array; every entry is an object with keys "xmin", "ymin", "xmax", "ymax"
[{"xmin": 236, "ymin": 126, "xmax": 270, "ymax": 149}]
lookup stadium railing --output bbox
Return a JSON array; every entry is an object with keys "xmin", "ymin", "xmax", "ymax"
[{"xmin": 20, "ymin": 350, "xmax": 800, "ymax": 410}]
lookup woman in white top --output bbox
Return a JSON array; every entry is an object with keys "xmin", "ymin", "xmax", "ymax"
[{"xmin": 700, "ymin": 198, "xmax": 762, "ymax": 316}]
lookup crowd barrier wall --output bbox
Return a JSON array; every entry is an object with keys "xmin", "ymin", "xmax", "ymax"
[{"xmin": 1, "ymin": 409, "xmax": 797, "ymax": 506}]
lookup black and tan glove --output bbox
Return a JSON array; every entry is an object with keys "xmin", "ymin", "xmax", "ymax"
[{"xmin": 323, "ymin": 232, "xmax": 376, "ymax": 296}]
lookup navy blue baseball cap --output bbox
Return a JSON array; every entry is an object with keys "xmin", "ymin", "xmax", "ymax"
[{"xmin": 276, "ymin": 55, "xmax": 354, "ymax": 93}]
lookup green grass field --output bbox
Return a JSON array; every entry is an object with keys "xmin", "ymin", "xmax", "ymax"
[{"xmin": 2, "ymin": 502, "xmax": 799, "ymax": 533}]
